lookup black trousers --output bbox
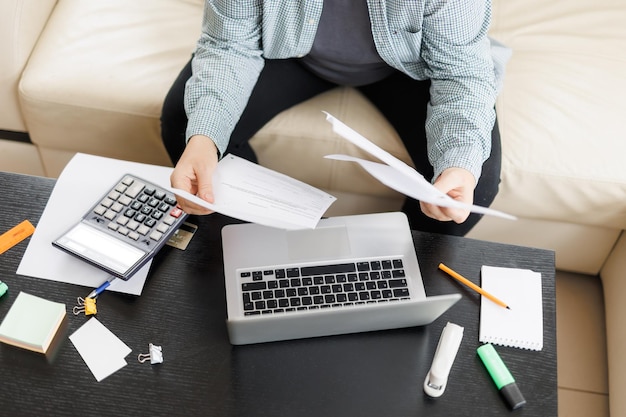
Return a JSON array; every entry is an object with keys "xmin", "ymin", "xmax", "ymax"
[{"xmin": 161, "ymin": 58, "xmax": 501, "ymax": 236}]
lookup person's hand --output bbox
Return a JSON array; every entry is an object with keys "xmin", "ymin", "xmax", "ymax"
[
  {"xmin": 420, "ymin": 167, "xmax": 476, "ymax": 223},
  {"xmin": 169, "ymin": 135, "xmax": 219, "ymax": 215}
]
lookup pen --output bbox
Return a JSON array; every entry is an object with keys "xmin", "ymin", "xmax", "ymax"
[
  {"xmin": 438, "ymin": 263, "xmax": 510, "ymax": 309},
  {"xmin": 86, "ymin": 276, "xmax": 116, "ymax": 299}
]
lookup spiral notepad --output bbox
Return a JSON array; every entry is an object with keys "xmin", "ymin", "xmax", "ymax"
[{"xmin": 479, "ymin": 266, "xmax": 543, "ymax": 351}]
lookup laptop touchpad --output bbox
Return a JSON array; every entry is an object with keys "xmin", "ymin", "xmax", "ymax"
[{"xmin": 286, "ymin": 226, "xmax": 351, "ymax": 261}]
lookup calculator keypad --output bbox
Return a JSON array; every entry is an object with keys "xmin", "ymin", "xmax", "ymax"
[{"xmin": 86, "ymin": 175, "xmax": 185, "ymax": 248}]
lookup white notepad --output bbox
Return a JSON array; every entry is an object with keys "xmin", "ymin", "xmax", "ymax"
[{"xmin": 479, "ymin": 266, "xmax": 543, "ymax": 351}]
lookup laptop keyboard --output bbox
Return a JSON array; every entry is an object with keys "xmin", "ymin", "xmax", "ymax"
[{"xmin": 239, "ymin": 258, "xmax": 410, "ymax": 315}]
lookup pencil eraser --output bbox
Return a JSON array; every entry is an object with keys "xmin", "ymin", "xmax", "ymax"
[{"xmin": 0, "ymin": 281, "xmax": 7, "ymax": 298}]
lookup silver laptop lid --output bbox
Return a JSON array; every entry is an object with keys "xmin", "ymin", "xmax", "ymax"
[{"xmin": 221, "ymin": 212, "xmax": 460, "ymax": 344}]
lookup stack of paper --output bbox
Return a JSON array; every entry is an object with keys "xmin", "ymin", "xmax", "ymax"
[{"xmin": 0, "ymin": 291, "xmax": 66, "ymax": 354}]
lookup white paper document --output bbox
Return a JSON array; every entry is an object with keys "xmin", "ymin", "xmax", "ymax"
[
  {"xmin": 18, "ymin": 152, "xmax": 335, "ymax": 292},
  {"xmin": 323, "ymin": 112, "xmax": 516, "ymax": 220},
  {"xmin": 17, "ymin": 153, "xmax": 172, "ymax": 295},
  {"xmin": 171, "ymin": 154, "xmax": 336, "ymax": 230},
  {"xmin": 69, "ymin": 317, "xmax": 132, "ymax": 381}
]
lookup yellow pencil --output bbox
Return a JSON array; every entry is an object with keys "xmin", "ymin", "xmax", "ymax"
[{"xmin": 438, "ymin": 263, "xmax": 510, "ymax": 310}]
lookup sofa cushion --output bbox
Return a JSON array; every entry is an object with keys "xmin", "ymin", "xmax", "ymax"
[
  {"xmin": 251, "ymin": 87, "xmax": 413, "ymax": 200},
  {"xmin": 0, "ymin": 0, "xmax": 56, "ymax": 132},
  {"xmin": 19, "ymin": 0, "xmax": 203, "ymax": 166},
  {"xmin": 488, "ymin": 0, "xmax": 626, "ymax": 229}
]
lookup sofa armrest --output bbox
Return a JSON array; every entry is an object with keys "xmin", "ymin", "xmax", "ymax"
[
  {"xmin": 0, "ymin": 0, "xmax": 57, "ymax": 132},
  {"xmin": 600, "ymin": 231, "xmax": 626, "ymax": 417}
]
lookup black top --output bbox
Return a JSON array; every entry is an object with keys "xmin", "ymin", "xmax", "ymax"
[{"xmin": 300, "ymin": 0, "xmax": 395, "ymax": 86}]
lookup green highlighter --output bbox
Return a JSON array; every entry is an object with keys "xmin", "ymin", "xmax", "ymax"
[{"xmin": 477, "ymin": 343, "xmax": 527, "ymax": 410}]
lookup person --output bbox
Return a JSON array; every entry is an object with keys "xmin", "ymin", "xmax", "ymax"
[{"xmin": 161, "ymin": 0, "xmax": 505, "ymax": 236}]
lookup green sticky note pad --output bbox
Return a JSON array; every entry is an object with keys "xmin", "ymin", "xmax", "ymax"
[{"xmin": 0, "ymin": 292, "xmax": 66, "ymax": 353}]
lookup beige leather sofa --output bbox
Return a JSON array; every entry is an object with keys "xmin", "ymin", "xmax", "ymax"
[{"xmin": 2, "ymin": 0, "xmax": 625, "ymax": 415}]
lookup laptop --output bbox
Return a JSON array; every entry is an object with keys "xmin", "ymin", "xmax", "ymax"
[{"xmin": 222, "ymin": 212, "xmax": 461, "ymax": 345}]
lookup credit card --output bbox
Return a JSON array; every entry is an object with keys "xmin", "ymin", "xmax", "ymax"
[{"xmin": 166, "ymin": 222, "xmax": 198, "ymax": 250}]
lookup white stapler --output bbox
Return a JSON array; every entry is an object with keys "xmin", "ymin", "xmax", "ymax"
[{"xmin": 423, "ymin": 321, "xmax": 464, "ymax": 398}]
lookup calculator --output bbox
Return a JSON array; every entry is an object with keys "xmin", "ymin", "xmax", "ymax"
[{"xmin": 53, "ymin": 174, "xmax": 188, "ymax": 280}]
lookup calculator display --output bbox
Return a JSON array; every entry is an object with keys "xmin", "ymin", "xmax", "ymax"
[{"xmin": 56, "ymin": 222, "xmax": 145, "ymax": 275}]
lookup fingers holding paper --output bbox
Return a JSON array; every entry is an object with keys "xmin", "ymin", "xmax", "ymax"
[
  {"xmin": 323, "ymin": 112, "xmax": 516, "ymax": 221},
  {"xmin": 323, "ymin": 154, "xmax": 516, "ymax": 221},
  {"xmin": 169, "ymin": 135, "xmax": 218, "ymax": 215},
  {"xmin": 420, "ymin": 167, "xmax": 474, "ymax": 223}
]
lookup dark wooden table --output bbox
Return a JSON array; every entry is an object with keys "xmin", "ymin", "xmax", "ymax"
[{"xmin": 0, "ymin": 171, "xmax": 557, "ymax": 417}]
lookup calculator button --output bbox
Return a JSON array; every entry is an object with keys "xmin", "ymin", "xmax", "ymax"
[
  {"xmin": 149, "ymin": 230, "xmax": 163, "ymax": 241},
  {"xmin": 170, "ymin": 207, "xmax": 183, "ymax": 218},
  {"xmin": 137, "ymin": 225, "xmax": 150, "ymax": 235},
  {"xmin": 104, "ymin": 210, "xmax": 116, "ymax": 220},
  {"xmin": 118, "ymin": 195, "xmax": 132, "ymax": 206},
  {"xmin": 111, "ymin": 202, "xmax": 124, "ymax": 212},
  {"xmin": 126, "ymin": 182, "xmax": 144, "ymax": 198},
  {"xmin": 116, "ymin": 216, "xmax": 129, "ymax": 226},
  {"xmin": 101, "ymin": 197, "xmax": 114, "ymax": 208},
  {"xmin": 94, "ymin": 205, "xmax": 106, "ymax": 216}
]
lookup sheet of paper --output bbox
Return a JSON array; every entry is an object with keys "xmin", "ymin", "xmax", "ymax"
[
  {"xmin": 69, "ymin": 317, "xmax": 132, "ymax": 381},
  {"xmin": 170, "ymin": 154, "xmax": 336, "ymax": 229},
  {"xmin": 323, "ymin": 112, "xmax": 516, "ymax": 221},
  {"xmin": 17, "ymin": 153, "xmax": 174, "ymax": 295},
  {"xmin": 479, "ymin": 266, "xmax": 543, "ymax": 351}
]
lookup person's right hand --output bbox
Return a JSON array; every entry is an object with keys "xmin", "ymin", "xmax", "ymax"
[{"xmin": 169, "ymin": 134, "xmax": 219, "ymax": 215}]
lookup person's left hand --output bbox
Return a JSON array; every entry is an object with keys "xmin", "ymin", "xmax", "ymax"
[{"xmin": 420, "ymin": 167, "xmax": 476, "ymax": 223}]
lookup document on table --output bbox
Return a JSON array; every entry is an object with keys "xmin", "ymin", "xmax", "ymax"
[
  {"xmin": 322, "ymin": 112, "xmax": 516, "ymax": 220},
  {"xmin": 170, "ymin": 154, "xmax": 336, "ymax": 230},
  {"xmin": 18, "ymin": 152, "xmax": 334, "ymax": 294},
  {"xmin": 69, "ymin": 317, "xmax": 132, "ymax": 382},
  {"xmin": 17, "ymin": 153, "xmax": 169, "ymax": 295}
]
